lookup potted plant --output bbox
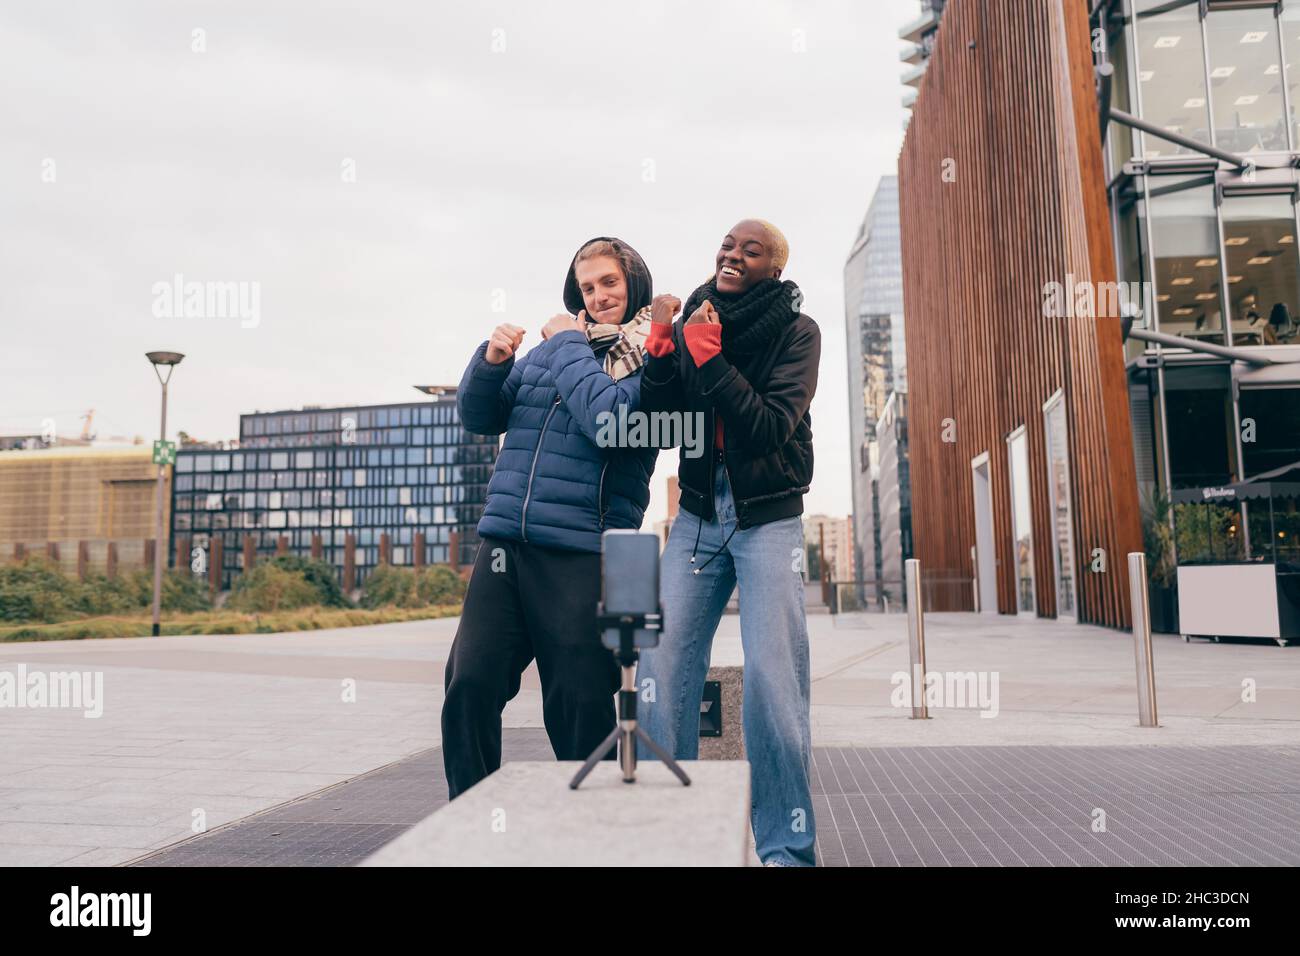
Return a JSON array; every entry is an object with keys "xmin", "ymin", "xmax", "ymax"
[{"xmin": 1141, "ymin": 490, "xmax": 1178, "ymax": 633}]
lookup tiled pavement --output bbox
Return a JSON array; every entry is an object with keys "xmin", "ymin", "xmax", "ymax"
[
  {"xmin": 6, "ymin": 613, "xmax": 1300, "ymax": 865},
  {"xmin": 131, "ymin": 732, "xmax": 553, "ymax": 866},
  {"xmin": 131, "ymin": 733, "xmax": 1300, "ymax": 867},
  {"xmin": 811, "ymin": 743, "xmax": 1300, "ymax": 867}
]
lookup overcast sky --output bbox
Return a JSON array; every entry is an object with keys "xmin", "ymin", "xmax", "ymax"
[{"xmin": 0, "ymin": 0, "xmax": 917, "ymax": 526}]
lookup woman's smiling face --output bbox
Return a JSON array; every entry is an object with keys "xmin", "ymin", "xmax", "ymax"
[
  {"xmin": 575, "ymin": 255, "xmax": 628, "ymax": 323},
  {"xmin": 715, "ymin": 220, "xmax": 780, "ymax": 294}
]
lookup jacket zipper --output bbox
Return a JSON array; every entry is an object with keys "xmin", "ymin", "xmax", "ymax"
[
  {"xmin": 720, "ymin": 415, "xmax": 734, "ymax": 524},
  {"xmin": 520, "ymin": 396, "xmax": 561, "ymax": 543},
  {"xmin": 597, "ymin": 461, "xmax": 609, "ymax": 529},
  {"xmin": 709, "ymin": 405, "xmax": 727, "ymax": 523}
]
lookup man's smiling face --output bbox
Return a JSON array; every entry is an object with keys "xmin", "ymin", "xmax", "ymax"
[
  {"xmin": 575, "ymin": 255, "xmax": 628, "ymax": 324},
  {"xmin": 715, "ymin": 220, "xmax": 781, "ymax": 294}
]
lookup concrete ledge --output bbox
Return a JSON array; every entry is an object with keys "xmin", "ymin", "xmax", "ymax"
[{"xmin": 363, "ymin": 760, "xmax": 752, "ymax": 867}]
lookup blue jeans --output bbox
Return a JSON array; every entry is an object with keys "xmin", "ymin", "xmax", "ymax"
[{"xmin": 637, "ymin": 467, "xmax": 816, "ymax": 866}]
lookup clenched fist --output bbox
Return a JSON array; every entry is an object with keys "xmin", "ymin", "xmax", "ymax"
[
  {"xmin": 485, "ymin": 324, "xmax": 526, "ymax": 364},
  {"xmin": 541, "ymin": 312, "xmax": 585, "ymax": 340},
  {"xmin": 651, "ymin": 294, "xmax": 681, "ymax": 326},
  {"xmin": 685, "ymin": 299, "xmax": 719, "ymax": 326}
]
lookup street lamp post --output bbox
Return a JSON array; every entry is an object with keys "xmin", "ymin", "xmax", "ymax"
[{"xmin": 146, "ymin": 351, "xmax": 184, "ymax": 637}]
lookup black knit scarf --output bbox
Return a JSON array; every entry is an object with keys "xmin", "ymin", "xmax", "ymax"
[{"xmin": 681, "ymin": 277, "xmax": 802, "ymax": 356}]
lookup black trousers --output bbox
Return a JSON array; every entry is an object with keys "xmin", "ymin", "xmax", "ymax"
[{"xmin": 441, "ymin": 536, "xmax": 620, "ymax": 799}]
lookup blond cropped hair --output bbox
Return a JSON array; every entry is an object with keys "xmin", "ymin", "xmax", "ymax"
[{"xmin": 750, "ymin": 219, "xmax": 789, "ymax": 271}]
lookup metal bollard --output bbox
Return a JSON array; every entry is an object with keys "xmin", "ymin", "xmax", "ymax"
[
  {"xmin": 905, "ymin": 558, "xmax": 929, "ymax": 720},
  {"xmin": 1127, "ymin": 552, "xmax": 1159, "ymax": 728}
]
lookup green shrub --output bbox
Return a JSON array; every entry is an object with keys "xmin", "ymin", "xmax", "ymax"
[
  {"xmin": 158, "ymin": 568, "xmax": 213, "ymax": 613},
  {"xmin": 264, "ymin": 555, "xmax": 351, "ymax": 607},
  {"xmin": 73, "ymin": 572, "xmax": 142, "ymax": 615},
  {"xmin": 226, "ymin": 563, "xmax": 320, "ymax": 613},
  {"xmin": 0, "ymin": 557, "xmax": 213, "ymax": 623},
  {"xmin": 1141, "ymin": 490, "xmax": 1176, "ymax": 588},
  {"xmin": 0, "ymin": 603, "xmax": 463, "ymax": 643},
  {"xmin": 360, "ymin": 564, "xmax": 466, "ymax": 609},
  {"xmin": 0, "ymin": 558, "xmax": 77, "ymax": 622}
]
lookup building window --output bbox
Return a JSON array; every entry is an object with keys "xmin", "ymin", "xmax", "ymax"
[
  {"xmin": 1239, "ymin": 387, "xmax": 1300, "ymax": 476},
  {"xmin": 1006, "ymin": 426, "xmax": 1036, "ymax": 616},
  {"xmin": 1133, "ymin": 0, "xmax": 1211, "ymax": 157},
  {"xmin": 1116, "ymin": 188, "xmax": 1151, "ymax": 362},
  {"xmin": 1221, "ymin": 192, "xmax": 1300, "ymax": 345},
  {"xmin": 1149, "ymin": 176, "xmax": 1224, "ymax": 342},
  {"xmin": 1043, "ymin": 394, "xmax": 1077, "ymax": 621},
  {"xmin": 1165, "ymin": 364, "xmax": 1236, "ymax": 488},
  {"xmin": 1283, "ymin": 4, "xmax": 1300, "ymax": 149},
  {"xmin": 1205, "ymin": 3, "xmax": 1287, "ymax": 152},
  {"xmin": 1106, "ymin": 5, "xmax": 1137, "ymax": 174}
]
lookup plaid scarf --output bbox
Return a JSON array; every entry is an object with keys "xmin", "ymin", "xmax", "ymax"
[{"xmin": 583, "ymin": 305, "xmax": 652, "ymax": 381}]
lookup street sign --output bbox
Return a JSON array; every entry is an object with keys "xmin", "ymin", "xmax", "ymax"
[{"xmin": 152, "ymin": 440, "xmax": 176, "ymax": 466}]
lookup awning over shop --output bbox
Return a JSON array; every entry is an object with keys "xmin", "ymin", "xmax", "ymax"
[{"xmin": 1172, "ymin": 468, "xmax": 1300, "ymax": 504}]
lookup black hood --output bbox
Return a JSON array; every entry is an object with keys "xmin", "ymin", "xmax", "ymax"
[{"xmin": 562, "ymin": 236, "xmax": 653, "ymax": 324}]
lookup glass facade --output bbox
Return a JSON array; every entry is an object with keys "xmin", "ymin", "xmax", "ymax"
[
  {"xmin": 1101, "ymin": 0, "xmax": 1300, "ymax": 509},
  {"xmin": 1205, "ymin": 5, "xmax": 1287, "ymax": 151},
  {"xmin": 1007, "ymin": 427, "xmax": 1036, "ymax": 615},
  {"xmin": 1221, "ymin": 193, "xmax": 1300, "ymax": 344},
  {"xmin": 844, "ymin": 176, "xmax": 909, "ymax": 596},
  {"xmin": 1131, "ymin": 0, "xmax": 1212, "ymax": 157},
  {"xmin": 170, "ymin": 397, "xmax": 497, "ymax": 589},
  {"xmin": 1043, "ymin": 395, "xmax": 1076, "ymax": 620},
  {"xmin": 874, "ymin": 392, "xmax": 912, "ymax": 591}
]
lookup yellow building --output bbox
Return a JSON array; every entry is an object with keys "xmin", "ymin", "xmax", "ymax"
[{"xmin": 0, "ymin": 447, "xmax": 170, "ymax": 575}]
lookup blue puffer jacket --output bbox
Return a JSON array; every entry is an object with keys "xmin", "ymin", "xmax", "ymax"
[{"xmin": 458, "ymin": 330, "xmax": 657, "ymax": 554}]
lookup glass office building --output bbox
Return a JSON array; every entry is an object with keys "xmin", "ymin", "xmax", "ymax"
[
  {"xmin": 170, "ymin": 394, "xmax": 497, "ymax": 590},
  {"xmin": 1100, "ymin": 0, "xmax": 1300, "ymax": 501},
  {"xmin": 844, "ymin": 176, "xmax": 910, "ymax": 597}
]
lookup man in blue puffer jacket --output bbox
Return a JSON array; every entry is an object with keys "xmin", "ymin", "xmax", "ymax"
[{"xmin": 441, "ymin": 237, "xmax": 659, "ymax": 798}]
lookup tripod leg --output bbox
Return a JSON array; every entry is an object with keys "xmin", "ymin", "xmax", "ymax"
[
  {"xmin": 634, "ymin": 727, "xmax": 691, "ymax": 785},
  {"xmin": 569, "ymin": 725, "xmax": 623, "ymax": 790}
]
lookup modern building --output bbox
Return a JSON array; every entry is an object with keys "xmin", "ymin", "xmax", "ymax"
[
  {"xmin": 844, "ymin": 175, "xmax": 910, "ymax": 602},
  {"xmin": 653, "ymin": 475, "xmax": 679, "ymax": 548},
  {"xmin": 170, "ymin": 393, "xmax": 497, "ymax": 590},
  {"xmin": 0, "ymin": 446, "xmax": 167, "ymax": 576},
  {"xmin": 1101, "ymin": 0, "xmax": 1300, "ymax": 499},
  {"xmin": 0, "ymin": 435, "xmax": 91, "ymax": 451},
  {"xmin": 874, "ymin": 391, "xmax": 912, "ymax": 593},
  {"xmin": 898, "ymin": 0, "xmax": 1144, "ymax": 626},
  {"xmin": 898, "ymin": 0, "xmax": 948, "ymax": 112},
  {"xmin": 803, "ymin": 514, "xmax": 855, "ymax": 584}
]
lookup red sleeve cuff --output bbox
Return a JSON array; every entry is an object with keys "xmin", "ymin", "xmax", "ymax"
[
  {"xmin": 684, "ymin": 323, "xmax": 722, "ymax": 367},
  {"xmin": 646, "ymin": 322, "xmax": 676, "ymax": 358}
]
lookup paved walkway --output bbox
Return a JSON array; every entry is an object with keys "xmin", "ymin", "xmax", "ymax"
[
  {"xmin": 0, "ymin": 612, "xmax": 1297, "ymax": 865},
  {"xmin": 128, "ymin": 733, "xmax": 1300, "ymax": 867}
]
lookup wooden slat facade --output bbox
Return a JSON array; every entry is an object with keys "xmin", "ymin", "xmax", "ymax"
[{"xmin": 898, "ymin": 0, "xmax": 1142, "ymax": 628}]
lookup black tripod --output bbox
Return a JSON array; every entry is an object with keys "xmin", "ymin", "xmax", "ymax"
[{"xmin": 569, "ymin": 608, "xmax": 691, "ymax": 789}]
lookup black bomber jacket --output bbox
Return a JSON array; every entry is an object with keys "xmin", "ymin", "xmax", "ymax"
[{"xmin": 640, "ymin": 313, "xmax": 821, "ymax": 529}]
